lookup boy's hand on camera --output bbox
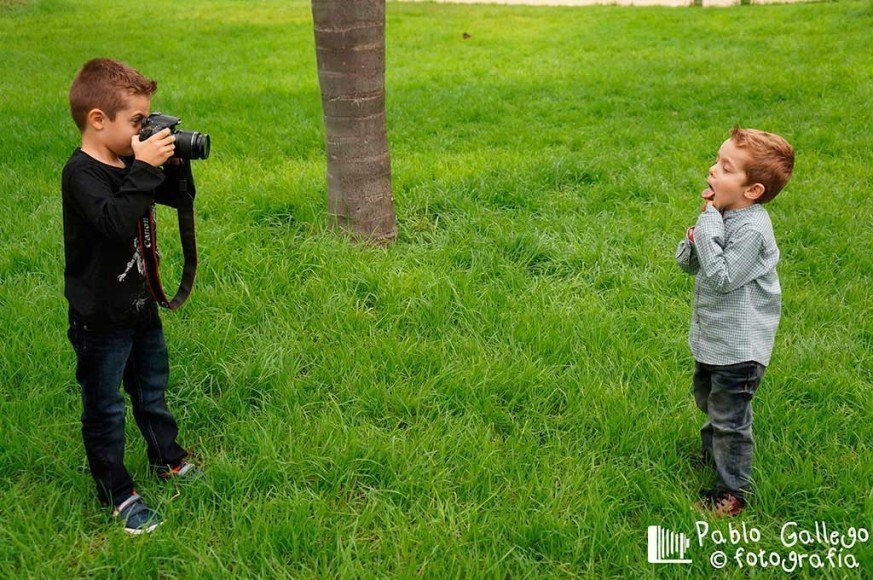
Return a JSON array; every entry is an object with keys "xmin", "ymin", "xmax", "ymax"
[{"xmin": 132, "ymin": 128, "xmax": 175, "ymax": 167}]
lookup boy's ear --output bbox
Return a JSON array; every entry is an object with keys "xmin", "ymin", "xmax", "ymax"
[
  {"xmin": 86, "ymin": 108, "xmax": 107, "ymax": 131},
  {"xmin": 744, "ymin": 182, "xmax": 765, "ymax": 201}
]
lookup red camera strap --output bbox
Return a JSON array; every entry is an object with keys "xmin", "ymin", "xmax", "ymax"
[{"xmin": 136, "ymin": 181, "xmax": 198, "ymax": 311}]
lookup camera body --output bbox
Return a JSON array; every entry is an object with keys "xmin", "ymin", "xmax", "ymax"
[{"xmin": 139, "ymin": 113, "xmax": 211, "ymax": 160}]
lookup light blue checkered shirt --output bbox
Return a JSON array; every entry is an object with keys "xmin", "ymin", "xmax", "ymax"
[{"xmin": 676, "ymin": 203, "xmax": 781, "ymax": 366}]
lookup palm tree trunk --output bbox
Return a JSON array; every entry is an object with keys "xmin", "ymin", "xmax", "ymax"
[{"xmin": 311, "ymin": 0, "xmax": 397, "ymax": 243}]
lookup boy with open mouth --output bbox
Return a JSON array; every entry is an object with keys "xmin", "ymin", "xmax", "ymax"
[{"xmin": 676, "ymin": 127, "xmax": 795, "ymax": 517}]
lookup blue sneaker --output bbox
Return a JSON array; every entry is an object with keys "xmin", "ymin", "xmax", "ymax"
[{"xmin": 112, "ymin": 493, "xmax": 162, "ymax": 535}]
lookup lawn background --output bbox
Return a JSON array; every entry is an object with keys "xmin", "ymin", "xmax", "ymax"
[{"xmin": 0, "ymin": 0, "xmax": 871, "ymax": 576}]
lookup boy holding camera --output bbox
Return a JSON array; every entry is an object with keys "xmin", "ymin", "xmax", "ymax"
[
  {"xmin": 63, "ymin": 58, "xmax": 201, "ymax": 534},
  {"xmin": 675, "ymin": 127, "xmax": 794, "ymax": 517}
]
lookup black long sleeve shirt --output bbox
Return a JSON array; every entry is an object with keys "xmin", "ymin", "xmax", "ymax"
[{"xmin": 62, "ymin": 149, "xmax": 195, "ymax": 330}]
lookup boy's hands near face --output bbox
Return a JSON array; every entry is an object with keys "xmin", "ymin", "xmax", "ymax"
[{"xmin": 132, "ymin": 128, "xmax": 175, "ymax": 167}]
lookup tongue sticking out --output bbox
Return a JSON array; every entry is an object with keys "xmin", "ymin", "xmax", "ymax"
[{"xmin": 701, "ymin": 187, "xmax": 715, "ymax": 201}]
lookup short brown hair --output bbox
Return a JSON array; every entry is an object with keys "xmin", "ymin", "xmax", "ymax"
[
  {"xmin": 730, "ymin": 127, "xmax": 795, "ymax": 204},
  {"xmin": 69, "ymin": 58, "xmax": 157, "ymax": 131}
]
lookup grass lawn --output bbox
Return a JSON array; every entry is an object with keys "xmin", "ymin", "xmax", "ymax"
[{"xmin": 1, "ymin": 0, "xmax": 871, "ymax": 575}]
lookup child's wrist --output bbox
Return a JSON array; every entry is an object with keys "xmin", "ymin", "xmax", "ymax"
[{"xmin": 133, "ymin": 158, "xmax": 162, "ymax": 170}]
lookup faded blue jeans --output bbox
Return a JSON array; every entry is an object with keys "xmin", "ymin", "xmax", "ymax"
[
  {"xmin": 693, "ymin": 360, "xmax": 765, "ymax": 497},
  {"xmin": 68, "ymin": 313, "xmax": 188, "ymax": 506}
]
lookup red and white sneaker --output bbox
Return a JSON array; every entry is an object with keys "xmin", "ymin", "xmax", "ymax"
[
  {"xmin": 156, "ymin": 461, "xmax": 203, "ymax": 482},
  {"xmin": 695, "ymin": 489, "xmax": 747, "ymax": 517}
]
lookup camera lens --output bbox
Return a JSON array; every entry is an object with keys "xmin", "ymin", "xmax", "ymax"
[{"xmin": 174, "ymin": 130, "xmax": 211, "ymax": 160}]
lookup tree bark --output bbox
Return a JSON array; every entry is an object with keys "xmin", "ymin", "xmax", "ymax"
[{"xmin": 311, "ymin": 0, "xmax": 397, "ymax": 243}]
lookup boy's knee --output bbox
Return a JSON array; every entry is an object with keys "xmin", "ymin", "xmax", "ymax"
[
  {"xmin": 81, "ymin": 412, "xmax": 126, "ymax": 447},
  {"xmin": 709, "ymin": 418, "xmax": 753, "ymax": 440},
  {"xmin": 81, "ymin": 390, "xmax": 126, "ymax": 424}
]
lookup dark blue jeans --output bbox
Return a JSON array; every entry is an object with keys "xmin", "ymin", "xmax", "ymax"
[
  {"xmin": 693, "ymin": 360, "xmax": 765, "ymax": 497},
  {"xmin": 68, "ymin": 315, "xmax": 187, "ymax": 506}
]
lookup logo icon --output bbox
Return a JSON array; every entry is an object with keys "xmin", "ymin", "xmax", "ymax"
[{"xmin": 648, "ymin": 525, "xmax": 692, "ymax": 564}]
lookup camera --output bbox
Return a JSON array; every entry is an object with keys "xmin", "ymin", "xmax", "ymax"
[{"xmin": 139, "ymin": 113, "xmax": 211, "ymax": 160}]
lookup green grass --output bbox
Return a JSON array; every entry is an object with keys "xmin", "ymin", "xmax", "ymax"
[{"xmin": 1, "ymin": 0, "xmax": 871, "ymax": 576}]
